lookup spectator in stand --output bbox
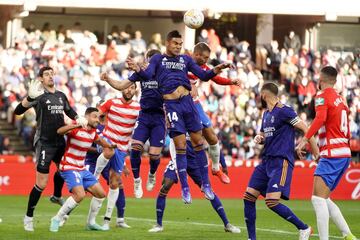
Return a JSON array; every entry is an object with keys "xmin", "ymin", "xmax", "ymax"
[
  {"xmin": 0, "ymin": 134, "xmax": 12, "ymax": 155},
  {"xmin": 236, "ymin": 41, "xmax": 252, "ymax": 65},
  {"xmin": 284, "ymin": 31, "xmax": 301, "ymax": 53},
  {"xmin": 207, "ymin": 29, "xmax": 221, "ymax": 53},
  {"xmin": 264, "ymin": 40, "xmax": 281, "ymax": 80},
  {"xmin": 198, "ymin": 29, "xmax": 209, "ymax": 44},
  {"xmin": 148, "ymin": 33, "xmax": 165, "ymax": 52},
  {"xmin": 223, "ymin": 31, "xmax": 239, "ymax": 53},
  {"xmin": 296, "ymin": 68, "xmax": 316, "ymax": 112},
  {"xmin": 104, "ymin": 40, "xmax": 119, "ymax": 62},
  {"xmin": 130, "ymin": 30, "xmax": 147, "ymax": 57}
]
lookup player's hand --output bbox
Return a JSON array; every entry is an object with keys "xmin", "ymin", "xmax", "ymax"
[
  {"xmin": 126, "ymin": 57, "xmax": 140, "ymax": 72},
  {"xmin": 231, "ymin": 78, "xmax": 241, "ymax": 86},
  {"xmin": 28, "ymin": 79, "xmax": 44, "ymax": 99},
  {"xmin": 123, "ymin": 166, "xmax": 130, "ymax": 177},
  {"xmin": 296, "ymin": 138, "xmax": 308, "ymax": 159},
  {"xmin": 76, "ymin": 116, "xmax": 88, "ymax": 128},
  {"xmin": 313, "ymin": 153, "xmax": 320, "ymax": 163},
  {"xmin": 253, "ymin": 134, "xmax": 264, "ymax": 144},
  {"xmin": 100, "ymin": 72, "xmax": 110, "ymax": 82}
]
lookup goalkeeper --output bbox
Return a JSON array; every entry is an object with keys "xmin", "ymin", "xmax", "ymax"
[{"xmin": 14, "ymin": 66, "xmax": 88, "ymax": 232}]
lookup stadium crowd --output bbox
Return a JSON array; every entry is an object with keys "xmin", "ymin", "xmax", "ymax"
[{"xmin": 0, "ymin": 23, "xmax": 359, "ymax": 162}]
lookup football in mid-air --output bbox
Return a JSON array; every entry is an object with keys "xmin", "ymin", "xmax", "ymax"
[{"xmin": 183, "ymin": 9, "xmax": 204, "ymax": 29}]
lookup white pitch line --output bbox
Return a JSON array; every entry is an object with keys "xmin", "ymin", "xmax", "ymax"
[{"xmin": 6, "ymin": 214, "xmax": 343, "ymax": 239}]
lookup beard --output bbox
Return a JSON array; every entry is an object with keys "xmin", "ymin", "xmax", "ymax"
[{"xmin": 123, "ymin": 94, "xmax": 133, "ymax": 101}]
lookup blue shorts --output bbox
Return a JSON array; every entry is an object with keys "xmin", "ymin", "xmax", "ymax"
[
  {"xmin": 248, "ymin": 157, "xmax": 293, "ymax": 200},
  {"xmin": 97, "ymin": 136, "xmax": 127, "ymax": 175},
  {"xmin": 194, "ymin": 101, "xmax": 212, "ymax": 128},
  {"xmin": 164, "ymin": 95, "xmax": 203, "ymax": 138},
  {"xmin": 85, "ymin": 159, "xmax": 110, "ymax": 185},
  {"xmin": 314, "ymin": 157, "xmax": 351, "ymax": 191},
  {"xmin": 132, "ymin": 110, "xmax": 166, "ymax": 147},
  {"xmin": 60, "ymin": 170, "xmax": 98, "ymax": 192},
  {"xmin": 164, "ymin": 141, "xmax": 202, "ymax": 186}
]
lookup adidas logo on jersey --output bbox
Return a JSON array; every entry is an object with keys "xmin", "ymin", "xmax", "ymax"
[
  {"xmin": 46, "ymin": 99, "xmax": 51, "ymax": 104},
  {"xmin": 272, "ymin": 184, "xmax": 278, "ymax": 188}
]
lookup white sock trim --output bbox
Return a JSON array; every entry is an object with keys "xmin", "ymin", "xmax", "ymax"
[
  {"xmin": 105, "ymin": 188, "xmax": 119, "ymax": 219},
  {"xmin": 311, "ymin": 195, "xmax": 329, "ymax": 240},
  {"xmin": 56, "ymin": 196, "xmax": 78, "ymax": 220},
  {"xmin": 95, "ymin": 153, "xmax": 110, "ymax": 178},
  {"xmin": 209, "ymin": 143, "xmax": 220, "ymax": 171}
]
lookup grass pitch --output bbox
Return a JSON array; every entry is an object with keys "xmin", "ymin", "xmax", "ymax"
[{"xmin": 0, "ymin": 196, "xmax": 359, "ymax": 239}]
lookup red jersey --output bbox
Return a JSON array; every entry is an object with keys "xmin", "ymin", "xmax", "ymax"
[
  {"xmin": 305, "ymin": 88, "xmax": 351, "ymax": 158},
  {"xmin": 60, "ymin": 127, "xmax": 99, "ymax": 171},
  {"xmin": 99, "ymin": 98, "xmax": 140, "ymax": 152}
]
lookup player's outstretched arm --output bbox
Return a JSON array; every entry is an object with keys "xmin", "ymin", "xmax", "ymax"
[
  {"xmin": 294, "ymin": 120, "xmax": 319, "ymax": 160},
  {"xmin": 57, "ymin": 124, "xmax": 81, "ymax": 135},
  {"xmin": 100, "ymin": 72, "xmax": 133, "ymax": 91}
]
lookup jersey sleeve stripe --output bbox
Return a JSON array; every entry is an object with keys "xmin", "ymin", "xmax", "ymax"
[{"xmin": 289, "ymin": 117, "xmax": 300, "ymax": 126}]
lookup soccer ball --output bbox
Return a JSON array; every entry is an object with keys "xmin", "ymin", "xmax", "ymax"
[{"xmin": 183, "ymin": 9, "xmax": 204, "ymax": 29}]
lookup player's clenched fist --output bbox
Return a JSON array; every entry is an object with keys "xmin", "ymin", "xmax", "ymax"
[
  {"xmin": 100, "ymin": 72, "xmax": 110, "ymax": 82},
  {"xmin": 253, "ymin": 134, "xmax": 264, "ymax": 144}
]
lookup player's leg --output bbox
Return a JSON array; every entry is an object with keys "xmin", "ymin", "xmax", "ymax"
[
  {"xmin": 244, "ymin": 161, "xmax": 269, "ymax": 240},
  {"xmin": 50, "ymin": 170, "xmax": 88, "ymax": 232},
  {"xmin": 202, "ymin": 126, "xmax": 230, "ymax": 184},
  {"xmin": 312, "ymin": 157, "xmax": 355, "ymax": 240},
  {"xmin": 130, "ymin": 115, "xmax": 150, "ymax": 198},
  {"xmin": 169, "ymin": 136, "xmax": 191, "ymax": 203},
  {"xmin": 184, "ymin": 96, "xmax": 213, "ymax": 200},
  {"xmin": 165, "ymin": 99, "xmax": 191, "ymax": 202},
  {"xmin": 146, "ymin": 114, "xmax": 166, "ymax": 191},
  {"xmin": 94, "ymin": 143, "xmax": 114, "ymax": 179},
  {"xmin": 50, "ymin": 145, "xmax": 66, "ymax": 206},
  {"xmin": 149, "ymin": 165, "xmax": 176, "ymax": 232},
  {"xmin": 115, "ymin": 181, "xmax": 129, "ymax": 228},
  {"xmin": 85, "ymin": 172, "xmax": 106, "ymax": 231},
  {"xmin": 24, "ymin": 143, "xmax": 53, "ymax": 231},
  {"xmin": 187, "ymin": 163, "xmax": 240, "ymax": 233},
  {"xmin": 189, "ymin": 130, "xmax": 214, "ymax": 200},
  {"xmin": 265, "ymin": 159, "xmax": 311, "ymax": 239}
]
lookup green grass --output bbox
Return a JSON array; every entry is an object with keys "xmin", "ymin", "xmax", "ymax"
[{"xmin": 0, "ymin": 196, "xmax": 359, "ymax": 240}]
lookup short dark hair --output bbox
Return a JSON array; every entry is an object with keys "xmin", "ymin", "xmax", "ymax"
[
  {"xmin": 146, "ymin": 49, "xmax": 161, "ymax": 59},
  {"xmin": 261, "ymin": 82, "xmax": 279, "ymax": 96},
  {"xmin": 38, "ymin": 66, "xmax": 53, "ymax": 77},
  {"xmin": 166, "ymin": 30, "xmax": 182, "ymax": 41},
  {"xmin": 193, "ymin": 42, "xmax": 211, "ymax": 54},
  {"xmin": 321, "ymin": 66, "xmax": 337, "ymax": 83},
  {"xmin": 85, "ymin": 107, "xmax": 99, "ymax": 115}
]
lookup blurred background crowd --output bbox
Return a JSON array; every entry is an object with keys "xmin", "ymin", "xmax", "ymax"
[{"xmin": 0, "ymin": 22, "xmax": 359, "ymax": 162}]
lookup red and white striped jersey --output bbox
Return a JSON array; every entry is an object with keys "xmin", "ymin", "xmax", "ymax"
[
  {"xmin": 306, "ymin": 87, "xmax": 351, "ymax": 158},
  {"xmin": 99, "ymin": 98, "xmax": 140, "ymax": 152},
  {"xmin": 60, "ymin": 127, "xmax": 99, "ymax": 171}
]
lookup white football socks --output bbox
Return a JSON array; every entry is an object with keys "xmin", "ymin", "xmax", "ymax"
[
  {"xmin": 55, "ymin": 196, "xmax": 78, "ymax": 221},
  {"xmin": 311, "ymin": 195, "xmax": 329, "ymax": 240},
  {"xmin": 326, "ymin": 198, "xmax": 351, "ymax": 237},
  {"xmin": 209, "ymin": 143, "xmax": 220, "ymax": 171},
  {"xmin": 94, "ymin": 153, "xmax": 110, "ymax": 179},
  {"xmin": 104, "ymin": 188, "xmax": 119, "ymax": 220},
  {"xmin": 87, "ymin": 197, "xmax": 105, "ymax": 225}
]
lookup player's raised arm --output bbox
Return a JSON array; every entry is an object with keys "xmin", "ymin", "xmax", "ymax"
[
  {"xmin": 56, "ymin": 124, "xmax": 81, "ymax": 135},
  {"xmin": 126, "ymin": 54, "xmax": 158, "ymax": 80},
  {"xmin": 100, "ymin": 72, "xmax": 133, "ymax": 91},
  {"xmin": 14, "ymin": 79, "xmax": 43, "ymax": 115}
]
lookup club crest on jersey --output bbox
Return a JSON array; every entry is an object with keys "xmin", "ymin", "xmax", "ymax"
[
  {"xmin": 179, "ymin": 57, "xmax": 184, "ymax": 63},
  {"xmin": 59, "ymin": 97, "xmax": 63, "ymax": 104},
  {"xmin": 271, "ymin": 116, "xmax": 275, "ymax": 123},
  {"xmin": 315, "ymin": 98, "xmax": 324, "ymax": 106}
]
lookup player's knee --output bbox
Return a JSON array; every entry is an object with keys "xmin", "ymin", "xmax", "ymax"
[
  {"xmin": 265, "ymin": 198, "xmax": 279, "ymax": 209},
  {"xmin": 160, "ymin": 182, "xmax": 173, "ymax": 195},
  {"xmin": 36, "ymin": 175, "xmax": 49, "ymax": 189},
  {"xmin": 243, "ymin": 192, "xmax": 258, "ymax": 203},
  {"xmin": 131, "ymin": 143, "xmax": 144, "ymax": 152},
  {"xmin": 73, "ymin": 191, "xmax": 86, "ymax": 202},
  {"xmin": 149, "ymin": 153, "xmax": 160, "ymax": 161},
  {"xmin": 207, "ymin": 136, "xmax": 218, "ymax": 145}
]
